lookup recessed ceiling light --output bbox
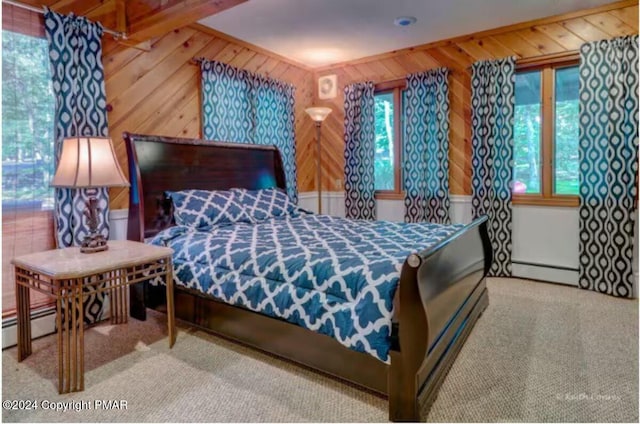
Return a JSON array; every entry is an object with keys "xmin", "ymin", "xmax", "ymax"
[{"xmin": 394, "ymin": 16, "xmax": 417, "ymax": 27}]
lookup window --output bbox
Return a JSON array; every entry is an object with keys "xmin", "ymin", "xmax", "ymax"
[
  {"xmin": 2, "ymin": 4, "xmax": 57, "ymax": 318},
  {"xmin": 513, "ymin": 58, "xmax": 580, "ymax": 206},
  {"xmin": 554, "ymin": 67, "xmax": 580, "ymax": 195},
  {"xmin": 374, "ymin": 82, "xmax": 403, "ymax": 198},
  {"xmin": 2, "ymin": 30, "xmax": 55, "ymax": 210}
]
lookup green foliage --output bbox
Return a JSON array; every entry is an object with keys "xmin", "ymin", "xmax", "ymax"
[
  {"xmin": 514, "ymin": 103, "xmax": 541, "ymax": 194},
  {"xmin": 514, "ymin": 70, "xmax": 579, "ymax": 196},
  {"xmin": 374, "ymin": 93, "xmax": 394, "ymax": 191},
  {"xmin": 2, "ymin": 31, "xmax": 55, "ymax": 207},
  {"xmin": 554, "ymin": 100, "xmax": 579, "ymax": 195}
]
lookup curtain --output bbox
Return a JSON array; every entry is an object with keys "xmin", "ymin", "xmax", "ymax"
[
  {"xmin": 201, "ymin": 60, "xmax": 253, "ymax": 142},
  {"xmin": 200, "ymin": 59, "xmax": 298, "ymax": 203},
  {"xmin": 252, "ymin": 75, "xmax": 297, "ymax": 203},
  {"xmin": 45, "ymin": 9, "xmax": 110, "ymax": 323},
  {"xmin": 344, "ymin": 81, "xmax": 376, "ymax": 220},
  {"xmin": 471, "ymin": 57, "xmax": 516, "ymax": 277},
  {"xmin": 578, "ymin": 35, "xmax": 639, "ymax": 298},
  {"xmin": 403, "ymin": 68, "xmax": 451, "ymax": 224}
]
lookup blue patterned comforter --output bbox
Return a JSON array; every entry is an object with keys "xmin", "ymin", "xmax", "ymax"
[{"xmin": 150, "ymin": 214, "xmax": 463, "ymax": 362}]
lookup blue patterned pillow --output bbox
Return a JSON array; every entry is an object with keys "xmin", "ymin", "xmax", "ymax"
[
  {"xmin": 231, "ymin": 188, "xmax": 297, "ymax": 221},
  {"xmin": 167, "ymin": 189, "xmax": 252, "ymax": 228}
]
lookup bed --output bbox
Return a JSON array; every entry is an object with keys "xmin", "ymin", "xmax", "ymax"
[{"xmin": 123, "ymin": 132, "xmax": 492, "ymax": 421}]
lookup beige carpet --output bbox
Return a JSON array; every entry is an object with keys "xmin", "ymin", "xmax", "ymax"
[{"xmin": 2, "ymin": 278, "xmax": 638, "ymax": 422}]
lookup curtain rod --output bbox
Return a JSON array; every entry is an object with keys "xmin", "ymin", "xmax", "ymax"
[
  {"xmin": 465, "ymin": 51, "xmax": 579, "ymax": 71},
  {"xmin": 2, "ymin": 0, "xmax": 127, "ymax": 39}
]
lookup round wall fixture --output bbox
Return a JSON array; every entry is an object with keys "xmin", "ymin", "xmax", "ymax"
[
  {"xmin": 394, "ymin": 16, "xmax": 417, "ymax": 27},
  {"xmin": 318, "ymin": 74, "xmax": 337, "ymax": 99}
]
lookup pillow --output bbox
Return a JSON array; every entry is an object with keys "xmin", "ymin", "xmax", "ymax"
[
  {"xmin": 167, "ymin": 189, "xmax": 252, "ymax": 228},
  {"xmin": 231, "ymin": 187, "xmax": 297, "ymax": 221}
]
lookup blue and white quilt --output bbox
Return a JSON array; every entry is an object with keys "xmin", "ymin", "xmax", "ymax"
[{"xmin": 150, "ymin": 213, "xmax": 462, "ymax": 362}]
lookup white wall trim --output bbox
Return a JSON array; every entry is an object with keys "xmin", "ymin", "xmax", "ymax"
[
  {"xmin": 298, "ymin": 191, "xmax": 344, "ymax": 199},
  {"xmin": 450, "ymin": 194, "xmax": 472, "ymax": 203},
  {"xmin": 109, "ymin": 208, "xmax": 129, "ymax": 219},
  {"xmin": 512, "ymin": 262, "xmax": 579, "ymax": 286},
  {"xmin": 3, "ymin": 308, "xmax": 56, "ymax": 349},
  {"xmin": 298, "ymin": 191, "xmax": 345, "ymax": 216},
  {"xmin": 109, "ymin": 208, "xmax": 129, "ymax": 241}
]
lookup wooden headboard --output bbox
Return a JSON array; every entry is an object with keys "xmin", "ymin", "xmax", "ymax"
[{"xmin": 123, "ymin": 132, "xmax": 287, "ymax": 241}]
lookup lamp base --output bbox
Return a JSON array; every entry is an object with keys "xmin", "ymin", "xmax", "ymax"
[
  {"xmin": 80, "ymin": 233, "xmax": 109, "ymax": 253},
  {"xmin": 80, "ymin": 194, "xmax": 108, "ymax": 253}
]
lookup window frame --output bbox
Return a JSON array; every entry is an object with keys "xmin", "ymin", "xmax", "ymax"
[
  {"xmin": 513, "ymin": 53, "xmax": 580, "ymax": 207},
  {"xmin": 374, "ymin": 79, "xmax": 405, "ymax": 200}
]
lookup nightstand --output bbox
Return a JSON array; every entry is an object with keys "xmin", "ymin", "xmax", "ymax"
[{"xmin": 12, "ymin": 240, "xmax": 175, "ymax": 394}]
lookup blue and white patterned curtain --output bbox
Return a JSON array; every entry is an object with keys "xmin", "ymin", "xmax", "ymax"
[
  {"xmin": 201, "ymin": 60, "xmax": 252, "ymax": 142},
  {"xmin": 200, "ymin": 59, "xmax": 297, "ymax": 203},
  {"xmin": 403, "ymin": 68, "xmax": 451, "ymax": 224},
  {"xmin": 252, "ymin": 75, "xmax": 297, "ymax": 204},
  {"xmin": 344, "ymin": 81, "xmax": 376, "ymax": 220},
  {"xmin": 471, "ymin": 57, "xmax": 516, "ymax": 277},
  {"xmin": 45, "ymin": 9, "xmax": 110, "ymax": 323},
  {"xmin": 578, "ymin": 35, "xmax": 639, "ymax": 298}
]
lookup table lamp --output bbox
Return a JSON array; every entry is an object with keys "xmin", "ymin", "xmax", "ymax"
[{"xmin": 51, "ymin": 136, "xmax": 129, "ymax": 253}]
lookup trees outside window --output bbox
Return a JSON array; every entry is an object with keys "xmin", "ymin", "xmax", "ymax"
[
  {"xmin": 374, "ymin": 82, "xmax": 403, "ymax": 198},
  {"xmin": 2, "ymin": 29, "xmax": 55, "ymax": 211},
  {"xmin": 2, "ymin": 24, "xmax": 57, "ymax": 317},
  {"xmin": 374, "ymin": 92, "xmax": 395, "ymax": 191},
  {"xmin": 513, "ymin": 60, "xmax": 579, "ymax": 206}
]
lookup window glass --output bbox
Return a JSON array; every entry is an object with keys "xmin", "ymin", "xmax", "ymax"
[
  {"xmin": 374, "ymin": 92, "xmax": 394, "ymax": 191},
  {"xmin": 2, "ymin": 30, "xmax": 55, "ymax": 211},
  {"xmin": 514, "ymin": 70, "xmax": 542, "ymax": 194},
  {"xmin": 554, "ymin": 66, "xmax": 580, "ymax": 195},
  {"xmin": 2, "ymin": 21, "xmax": 57, "ymax": 317}
]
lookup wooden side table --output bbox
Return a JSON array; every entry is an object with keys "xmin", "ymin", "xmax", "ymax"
[{"xmin": 12, "ymin": 240, "xmax": 175, "ymax": 394}]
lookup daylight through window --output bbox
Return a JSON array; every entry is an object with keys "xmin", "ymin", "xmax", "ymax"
[
  {"xmin": 513, "ymin": 60, "xmax": 579, "ymax": 206},
  {"xmin": 374, "ymin": 83, "xmax": 403, "ymax": 197},
  {"xmin": 2, "ymin": 29, "xmax": 55, "ymax": 212}
]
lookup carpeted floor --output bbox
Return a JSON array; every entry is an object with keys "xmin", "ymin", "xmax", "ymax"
[{"xmin": 2, "ymin": 278, "xmax": 638, "ymax": 422}]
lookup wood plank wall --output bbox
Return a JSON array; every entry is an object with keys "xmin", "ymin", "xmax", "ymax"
[
  {"xmin": 103, "ymin": 1, "xmax": 637, "ymax": 203},
  {"xmin": 308, "ymin": 1, "xmax": 638, "ymax": 195},
  {"xmin": 104, "ymin": 24, "xmax": 315, "ymax": 209}
]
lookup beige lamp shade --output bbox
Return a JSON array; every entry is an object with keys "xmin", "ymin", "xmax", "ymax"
[
  {"xmin": 51, "ymin": 136, "xmax": 129, "ymax": 188},
  {"xmin": 305, "ymin": 107, "xmax": 332, "ymax": 122}
]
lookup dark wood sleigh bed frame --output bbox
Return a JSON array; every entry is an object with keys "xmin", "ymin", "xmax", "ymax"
[{"xmin": 123, "ymin": 132, "xmax": 493, "ymax": 422}]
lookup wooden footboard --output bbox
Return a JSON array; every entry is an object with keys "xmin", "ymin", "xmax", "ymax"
[{"xmin": 389, "ymin": 216, "xmax": 492, "ymax": 421}]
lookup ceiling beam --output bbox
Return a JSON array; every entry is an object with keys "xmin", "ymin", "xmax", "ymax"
[
  {"xmin": 114, "ymin": 0, "xmax": 126, "ymax": 33},
  {"xmin": 49, "ymin": 0, "xmax": 106, "ymax": 16},
  {"xmin": 127, "ymin": 0, "xmax": 247, "ymax": 42}
]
